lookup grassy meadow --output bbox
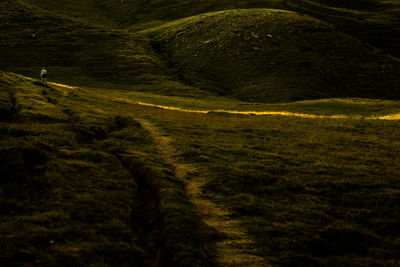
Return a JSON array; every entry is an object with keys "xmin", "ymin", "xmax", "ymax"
[
  {"xmin": 0, "ymin": 72, "xmax": 215, "ymax": 266},
  {"xmin": 146, "ymin": 105, "xmax": 400, "ymax": 266},
  {"xmin": 98, "ymin": 83, "xmax": 400, "ymax": 265},
  {"xmin": 1, "ymin": 69, "xmax": 400, "ymax": 266}
]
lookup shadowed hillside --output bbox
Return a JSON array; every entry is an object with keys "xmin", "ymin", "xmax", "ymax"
[
  {"xmin": 20, "ymin": 0, "xmax": 400, "ymax": 57},
  {"xmin": 21, "ymin": 0, "xmax": 287, "ymax": 27},
  {"xmin": 0, "ymin": 1, "xmax": 168, "ymax": 89},
  {"xmin": 286, "ymin": 0, "xmax": 400, "ymax": 58},
  {"xmin": 145, "ymin": 9, "xmax": 400, "ymax": 102},
  {"xmin": 0, "ymin": 0, "xmax": 218, "ymax": 97}
]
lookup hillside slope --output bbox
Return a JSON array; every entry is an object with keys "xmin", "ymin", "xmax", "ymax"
[
  {"xmin": 0, "ymin": 71, "xmax": 215, "ymax": 266},
  {"xmin": 0, "ymin": 1, "xmax": 166, "ymax": 89},
  {"xmin": 286, "ymin": 0, "xmax": 400, "ymax": 58},
  {"xmin": 19, "ymin": 0, "xmax": 400, "ymax": 58},
  {"xmin": 145, "ymin": 9, "xmax": 400, "ymax": 102}
]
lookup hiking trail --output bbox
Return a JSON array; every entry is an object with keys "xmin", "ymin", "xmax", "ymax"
[{"xmin": 137, "ymin": 118, "xmax": 268, "ymax": 267}]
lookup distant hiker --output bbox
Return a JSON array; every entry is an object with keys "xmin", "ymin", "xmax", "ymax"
[{"xmin": 40, "ymin": 67, "xmax": 47, "ymax": 85}]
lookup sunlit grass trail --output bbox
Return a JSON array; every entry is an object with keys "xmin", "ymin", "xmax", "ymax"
[
  {"xmin": 48, "ymin": 80, "xmax": 400, "ymax": 121},
  {"xmin": 114, "ymin": 98, "xmax": 400, "ymax": 121},
  {"xmin": 48, "ymin": 82, "xmax": 78, "ymax": 90}
]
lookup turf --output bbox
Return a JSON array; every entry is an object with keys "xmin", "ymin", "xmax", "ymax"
[
  {"xmin": 2, "ymin": 67, "xmax": 400, "ymax": 265},
  {"xmin": 143, "ymin": 9, "xmax": 400, "ymax": 102},
  {"xmin": 0, "ymin": 72, "xmax": 215, "ymax": 266},
  {"xmin": 147, "ymin": 105, "xmax": 400, "ymax": 266}
]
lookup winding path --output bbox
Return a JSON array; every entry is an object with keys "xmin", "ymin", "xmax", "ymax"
[{"xmin": 137, "ymin": 118, "xmax": 268, "ymax": 266}]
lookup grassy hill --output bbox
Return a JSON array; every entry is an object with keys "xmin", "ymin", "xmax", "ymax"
[
  {"xmin": 0, "ymin": 0, "xmax": 219, "ymax": 98},
  {"xmin": 144, "ymin": 9, "xmax": 400, "ymax": 102},
  {"xmin": 20, "ymin": 0, "xmax": 400, "ymax": 57},
  {"xmin": 0, "ymin": 1, "xmax": 163, "ymax": 88}
]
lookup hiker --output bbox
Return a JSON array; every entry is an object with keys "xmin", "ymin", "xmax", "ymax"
[{"xmin": 40, "ymin": 67, "xmax": 47, "ymax": 85}]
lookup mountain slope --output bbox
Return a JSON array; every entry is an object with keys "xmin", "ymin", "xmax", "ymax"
[
  {"xmin": 0, "ymin": 0, "xmax": 216, "ymax": 98},
  {"xmin": 286, "ymin": 0, "xmax": 400, "ymax": 58},
  {"xmin": 145, "ymin": 9, "xmax": 400, "ymax": 102},
  {"xmin": 20, "ymin": 0, "xmax": 400, "ymax": 58},
  {"xmin": 0, "ymin": 1, "xmax": 164, "ymax": 88}
]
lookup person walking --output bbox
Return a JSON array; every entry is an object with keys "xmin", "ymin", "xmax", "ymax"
[{"xmin": 40, "ymin": 67, "xmax": 47, "ymax": 85}]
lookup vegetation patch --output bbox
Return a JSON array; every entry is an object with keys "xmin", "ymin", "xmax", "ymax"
[
  {"xmin": 145, "ymin": 9, "xmax": 400, "ymax": 102},
  {"xmin": 150, "ymin": 109, "xmax": 400, "ymax": 266},
  {"xmin": 0, "ymin": 72, "xmax": 215, "ymax": 266}
]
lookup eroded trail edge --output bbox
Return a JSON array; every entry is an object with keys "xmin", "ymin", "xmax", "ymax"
[{"xmin": 137, "ymin": 118, "xmax": 267, "ymax": 267}]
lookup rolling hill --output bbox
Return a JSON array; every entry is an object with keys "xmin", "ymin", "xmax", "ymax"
[
  {"xmin": 0, "ymin": 0, "xmax": 166, "ymax": 89},
  {"xmin": 144, "ymin": 9, "xmax": 400, "ymax": 102},
  {"xmin": 19, "ymin": 0, "xmax": 400, "ymax": 58}
]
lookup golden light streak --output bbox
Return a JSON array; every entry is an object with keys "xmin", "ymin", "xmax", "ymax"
[
  {"xmin": 372, "ymin": 113, "xmax": 400, "ymax": 120},
  {"xmin": 47, "ymin": 82, "xmax": 78, "ymax": 90},
  {"xmin": 30, "ymin": 81, "xmax": 400, "ymax": 121}
]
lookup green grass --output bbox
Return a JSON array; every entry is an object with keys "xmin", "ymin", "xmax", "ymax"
[
  {"xmin": 146, "ymin": 107, "xmax": 400, "ymax": 266},
  {"xmin": 0, "ymin": 1, "xmax": 172, "ymax": 91},
  {"xmin": 2, "ymin": 69, "xmax": 400, "ymax": 266},
  {"xmin": 142, "ymin": 9, "xmax": 400, "ymax": 102},
  {"xmin": 91, "ymin": 82, "xmax": 400, "ymax": 117},
  {"xmin": 0, "ymin": 72, "xmax": 215, "ymax": 266}
]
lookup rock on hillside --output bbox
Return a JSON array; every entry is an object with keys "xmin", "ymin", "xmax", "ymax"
[{"xmin": 146, "ymin": 9, "xmax": 400, "ymax": 102}]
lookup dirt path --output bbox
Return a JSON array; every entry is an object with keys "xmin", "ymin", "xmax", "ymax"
[{"xmin": 137, "ymin": 118, "xmax": 268, "ymax": 267}]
